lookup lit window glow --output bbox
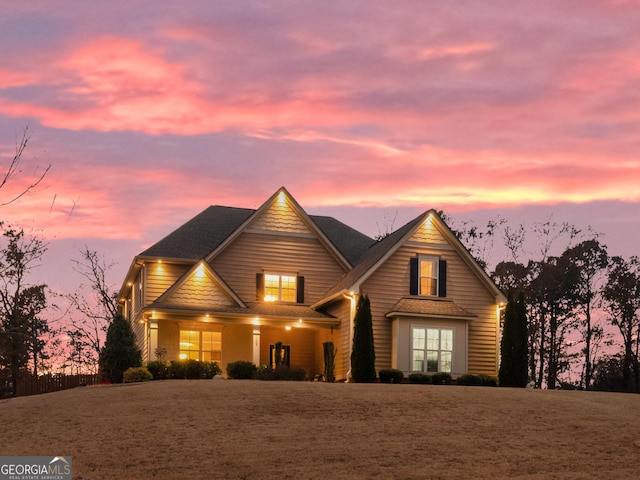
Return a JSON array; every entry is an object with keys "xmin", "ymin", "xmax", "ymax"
[
  {"xmin": 264, "ymin": 274, "xmax": 296, "ymax": 302},
  {"xmin": 179, "ymin": 330, "xmax": 221, "ymax": 362}
]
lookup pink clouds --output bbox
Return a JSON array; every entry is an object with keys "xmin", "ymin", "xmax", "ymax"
[{"xmin": 0, "ymin": 1, "xmax": 638, "ymax": 250}]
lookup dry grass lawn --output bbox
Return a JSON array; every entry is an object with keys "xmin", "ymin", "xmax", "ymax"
[{"xmin": 1, "ymin": 380, "xmax": 640, "ymax": 479}]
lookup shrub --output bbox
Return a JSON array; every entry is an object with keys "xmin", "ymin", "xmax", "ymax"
[
  {"xmin": 255, "ymin": 366, "xmax": 307, "ymax": 381},
  {"xmin": 146, "ymin": 361, "xmax": 170, "ymax": 380},
  {"xmin": 123, "ymin": 367, "xmax": 152, "ymax": 383},
  {"xmin": 477, "ymin": 374, "xmax": 498, "ymax": 387},
  {"xmin": 323, "ymin": 341, "xmax": 337, "ymax": 383},
  {"xmin": 431, "ymin": 372, "xmax": 452, "ymax": 385},
  {"xmin": 168, "ymin": 360, "xmax": 221, "ymax": 379},
  {"xmin": 456, "ymin": 374, "xmax": 482, "ymax": 386},
  {"xmin": 379, "ymin": 369, "xmax": 404, "ymax": 384},
  {"xmin": 202, "ymin": 361, "xmax": 222, "ymax": 379},
  {"xmin": 351, "ymin": 294, "xmax": 376, "ymax": 383},
  {"xmin": 99, "ymin": 314, "xmax": 142, "ymax": 383},
  {"xmin": 227, "ymin": 361, "xmax": 257, "ymax": 379},
  {"xmin": 408, "ymin": 373, "xmax": 432, "ymax": 384}
]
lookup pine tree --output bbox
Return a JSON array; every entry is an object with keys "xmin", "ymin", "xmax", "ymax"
[
  {"xmin": 499, "ymin": 292, "xmax": 528, "ymax": 387},
  {"xmin": 98, "ymin": 314, "xmax": 141, "ymax": 383},
  {"xmin": 351, "ymin": 294, "xmax": 376, "ymax": 383}
]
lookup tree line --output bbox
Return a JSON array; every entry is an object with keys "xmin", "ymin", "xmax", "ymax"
[{"xmin": 458, "ymin": 216, "xmax": 640, "ymax": 392}]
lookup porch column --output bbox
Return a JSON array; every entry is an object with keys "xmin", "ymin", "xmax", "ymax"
[
  {"xmin": 252, "ymin": 327, "xmax": 261, "ymax": 366},
  {"xmin": 148, "ymin": 320, "xmax": 158, "ymax": 362}
]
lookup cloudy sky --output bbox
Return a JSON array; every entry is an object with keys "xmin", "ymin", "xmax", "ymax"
[{"xmin": 1, "ymin": 1, "xmax": 639, "ymax": 294}]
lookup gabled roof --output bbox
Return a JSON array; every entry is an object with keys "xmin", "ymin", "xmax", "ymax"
[
  {"xmin": 139, "ymin": 206, "xmax": 255, "ymax": 260},
  {"xmin": 152, "ymin": 260, "xmax": 246, "ymax": 308},
  {"xmin": 136, "ymin": 190, "xmax": 374, "ymax": 267},
  {"xmin": 315, "ymin": 212, "xmax": 427, "ymax": 305},
  {"xmin": 314, "ymin": 209, "xmax": 506, "ymax": 307}
]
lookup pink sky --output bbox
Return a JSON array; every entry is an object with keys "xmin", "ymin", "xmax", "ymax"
[{"xmin": 1, "ymin": 1, "xmax": 639, "ymax": 295}]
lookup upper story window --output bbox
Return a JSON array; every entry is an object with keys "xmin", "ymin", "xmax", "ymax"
[
  {"xmin": 419, "ymin": 257, "xmax": 438, "ymax": 296},
  {"xmin": 257, "ymin": 273, "xmax": 305, "ymax": 303},
  {"xmin": 410, "ymin": 255, "xmax": 447, "ymax": 297},
  {"xmin": 265, "ymin": 274, "xmax": 296, "ymax": 302}
]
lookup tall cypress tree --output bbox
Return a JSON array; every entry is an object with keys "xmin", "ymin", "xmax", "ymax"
[
  {"xmin": 351, "ymin": 294, "xmax": 376, "ymax": 383},
  {"xmin": 499, "ymin": 292, "xmax": 528, "ymax": 387},
  {"xmin": 99, "ymin": 314, "xmax": 142, "ymax": 383}
]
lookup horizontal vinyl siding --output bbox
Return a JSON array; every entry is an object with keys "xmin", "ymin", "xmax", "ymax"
[
  {"xmin": 260, "ymin": 326, "xmax": 319, "ymax": 377},
  {"xmin": 248, "ymin": 197, "xmax": 309, "ymax": 234},
  {"xmin": 211, "ymin": 232, "xmax": 346, "ymax": 305},
  {"xmin": 145, "ymin": 263, "xmax": 190, "ymax": 305},
  {"xmin": 166, "ymin": 274, "xmax": 236, "ymax": 308},
  {"xmin": 324, "ymin": 300, "xmax": 351, "ymax": 381},
  {"xmin": 361, "ymin": 244, "xmax": 498, "ymax": 376},
  {"xmin": 222, "ymin": 324, "xmax": 253, "ymax": 370}
]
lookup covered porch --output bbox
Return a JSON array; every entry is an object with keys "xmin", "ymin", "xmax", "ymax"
[{"xmin": 139, "ymin": 303, "xmax": 340, "ymax": 379}]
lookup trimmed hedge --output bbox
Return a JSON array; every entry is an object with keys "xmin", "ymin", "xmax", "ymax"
[
  {"xmin": 456, "ymin": 374, "xmax": 498, "ymax": 387},
  {"xmin": 379, "ymin": 369, "xmax": 404, "ymax": 384},
  {"xmin": 430, "ymin": 372, "xmax": 453, "ymax": 385},
  {"xmin": 123, "ymin": 367, "xmax": 153, "ymax": 383},
  {"xmin": 168, "ymin": 360, "xmax": 221, "ymax": 379},
  {"xmin": 408, "ymin": 373, "xmax": 432, "ymax": 384},
  {"xmin": 146, "ymin": 361, "xmax": 170, "ymax": 380},
  {"xmin": 226, "ymin": 361, "xmax": 258, "ymax": 379},
  {"xmin": 254, "ymin": 366, "xmax": 307, "ymax": 381}
]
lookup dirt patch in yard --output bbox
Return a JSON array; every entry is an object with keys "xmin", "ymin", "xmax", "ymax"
[{"xmin": 1, "ymin": 381, "xmax": 639, "ymax": 479}]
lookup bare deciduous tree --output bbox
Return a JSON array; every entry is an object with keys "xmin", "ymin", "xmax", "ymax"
[
  {"xmin": 1, "ymin": 127, "xmax": 50, "ymax": 206},
  {"xmin": 64, "ymin": 248, "xmax": 119, "ymax": 373}
]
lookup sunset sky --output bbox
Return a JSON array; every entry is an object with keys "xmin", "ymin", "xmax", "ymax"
[{"xmin": 1, "ymin": 1, "xmax": 639, "ymax": 296}]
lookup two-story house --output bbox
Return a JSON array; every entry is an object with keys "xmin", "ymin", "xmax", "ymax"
[{"xmin": 118, "ymin": 187, "xmax": 506, "ymax": 380}]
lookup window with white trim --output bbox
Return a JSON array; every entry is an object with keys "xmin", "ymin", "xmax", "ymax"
[
  {"xmin": 419, "ymin": 256, "xmax": 439, "ymax": 296},
  {"xmin": 412, "ymin": 327, "xmax": 453, "ymax": 373},
  {"xmin": 179, "ymin": 330, "xmax": 221, "ymax": 362},
  {"xmin": 264, "ymin": 274, "xmax": 297, "ymax": 302}
]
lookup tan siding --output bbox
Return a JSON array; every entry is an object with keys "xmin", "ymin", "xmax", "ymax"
[
  {"xmin": 145, "ymin": 263, "xmax": 189, "ymax": 305},
  {"xmin": 133, "ymin": 272, "xmax": 143, "ymax": 316},
  {"xmin": 132, "ymin": 316, "xmax": 146, "ymax": 361},
  {"xmin": 361, "ymin": 244, "xmax": 499, "ymax": 376},
  {"xmin": 166, "ymin": 272, "xmax": 236, "ymax": 308},
  {"xmin": 211, "ymin": 232, "xmax": 346, "ymax": 305},
  {"xmin": 248, "ymin": 195, "xmax": 310, "ymax": 234},
  {"xmin": 221, "ymin": 324, "xmax": 253, "ymax": 372},
  {"xmin": 323, "ymin": 300, "xmax": 352, "ymax": 381},
  {"xmin": 260, "ymin": 327, "xmax": 319, "ymax": 377},
  {"xmin": 408, "ymin": 216, "xmax": 448, "ymax": 244}
]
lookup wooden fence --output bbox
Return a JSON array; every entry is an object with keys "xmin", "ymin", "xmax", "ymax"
[{"xmin": 10, "ymin": 374, "xmax": 101, "ymax": 397}]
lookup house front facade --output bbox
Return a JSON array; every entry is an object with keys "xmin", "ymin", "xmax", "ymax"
[{"xmin": 118, "ymin": 187, "xmax": 506, "ymax": 380}]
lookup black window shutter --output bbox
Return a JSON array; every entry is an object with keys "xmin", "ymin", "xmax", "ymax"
[
  {"xmin": 409, "ymin": 257, "xmax": 418, "ymax": 295},
  {"xmin": 296, "ymin": 276, "xmax": 305, "ymax": 303},
  {"xmin": 438, "ymin": 260, "xmax": 447, "ymax": 297},
  {"xmin": 256, "ymin": 273, "xmax": 264, "ymax": 301}
]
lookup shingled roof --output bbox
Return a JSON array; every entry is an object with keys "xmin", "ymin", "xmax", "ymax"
[{"xmin": 138, "ymin": 205, "xmax": 375, "ymax": 267}]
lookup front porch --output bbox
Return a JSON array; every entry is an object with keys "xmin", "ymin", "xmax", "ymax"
[{"xmin": 140, "ymin": 307, "xmax": 341, "ymax": 379}]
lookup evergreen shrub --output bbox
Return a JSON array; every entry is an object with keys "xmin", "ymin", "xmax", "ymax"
[
  {"xmin": 431, "ymin": 372, "xmax": 452, "ymax": 385},
  {"xmin": 254, "ymin": 366, "xmax": 307, "ymax": 381},
  {"xmin": 99, "ymin": 314, "xmax": 142, "ymax": 383},
  {"xmin": 146, "ymin": 361, "xmax": 170, "ymax": 380},
  {"xmin": 123, "ymin": 367, "xmax": 153, "ymax": 383},
  {"xmin": 226, "ymin": 361, "xmax": 257, "ymax": 379},
  {"xmin": 456, "ymin": 374, "xmax": 498, "ymax": 386},
  {"xmin": 379, "ymin": 369, "xmax": 404, "ymax": 384},
  {"xmin": 408, "ymin": 373, "xmax": 432, "ymax": 384}
]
